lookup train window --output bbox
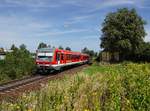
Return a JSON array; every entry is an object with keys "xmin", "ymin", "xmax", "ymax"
[
  {"xmin": 68, "ymin": 54, "xmax": 70, "ymax": 60},
  {"xmin": 56, "ymin": 53, "xmax": 60, "ymax": 61},
  {"xmin": 71, "ymin": 55, "xmax": 73, "ymax": 59},
  {"xmin": 79, "ymin": 55, "xmax": 81, "ymax": 59},
  {"xmin": 61, "ymin": 54, "xmax": 64, "ymax": 60},
  {"xmin": 66, "ymin": 54, "xmax": 68, "ymax": 60},
  {"xmin": 38, "ymin": 56, "xmax": 52, "ymax": 62},
  {"xmin": 73, "ymin": 55, "xmax": 76, "ymax": 59}
]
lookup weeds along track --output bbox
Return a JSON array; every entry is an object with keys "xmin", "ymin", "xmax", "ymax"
[{"xmin": 0, "ymin": 64, "xmax": 88, "ymax": 100}]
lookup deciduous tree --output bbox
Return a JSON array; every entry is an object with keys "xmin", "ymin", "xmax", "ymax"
[
  {"xmin": 100, "ymin": 8, "xmax": 146, "ymax": 60},
  {"xmin": 65, "ymin": 47, "xmax": 71, "ymax": 51},
  {"xmin": 58, "ymin": 46, "xmax": 64, "ymax": 50},
  {"xmin": 38, "ymin": 42, "xmax": 47, "ymax": 49}
]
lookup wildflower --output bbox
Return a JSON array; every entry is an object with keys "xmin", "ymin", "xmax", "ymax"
[
  {"xmin": 22, "ymin": 95, "xmax": 27, "ymax": 99},
  {"xmin": 127, "ymin": 100, "xmax": 130, "ymax": 104},
  {"xmin": 64, "ymin": 95, "xmax": 68, "ymax": 100},
  {"xmin": 92, "ymin": 92, "xmax": 97, "ymax": 96},
  {"xmin": 27, "ymin": 109, "xmax": 32, "ymax": 111},
  {"xmin": 9, "ymin": 103, "xmax": 14, "ymax": 107},
  {"xmin": 16, "ymin": 105, "xmax": 20, "ymax": 109}
]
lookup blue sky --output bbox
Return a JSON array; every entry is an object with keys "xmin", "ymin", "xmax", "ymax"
[{"xmin": 0, "ymin": 0, "xmax": 150, "ymax": 52}]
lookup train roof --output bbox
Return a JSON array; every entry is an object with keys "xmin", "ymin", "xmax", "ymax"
[
  {"xmin": 37, "ymin": 48, "xmax": 89, "ymax": 56},
  {"xmin": 37, "ymin": 48, "xmax": 54, "ymax": 52},
  {"xmin": 56, "ymin": 48, "xmax": 89, "ymax": 56}
]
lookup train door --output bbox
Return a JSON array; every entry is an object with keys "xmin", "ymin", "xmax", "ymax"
[
  {"xmin": 61, "ymin": 53, "xmax": 64, "ymax": 64},
  {"xmin": 56, "ymin": 52, "xmax": 61, "ymax": 64}
]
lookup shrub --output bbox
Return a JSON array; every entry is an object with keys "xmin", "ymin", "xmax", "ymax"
[{"xmin": 0, "ymin": 45, "xmax": 35, "ymax": 83}]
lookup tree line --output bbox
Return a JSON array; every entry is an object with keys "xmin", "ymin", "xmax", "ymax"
[{"xmin": 37, "ymin": 42, "xmax": 72, "ymax": 51}]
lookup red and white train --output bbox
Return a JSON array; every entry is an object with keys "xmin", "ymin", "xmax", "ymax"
[{"xmin": 36, "ymin": 48, "xmax": 89, "ymax": 72}]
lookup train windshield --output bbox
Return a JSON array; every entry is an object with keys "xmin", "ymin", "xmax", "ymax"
[
  {"xmin": 37, "ymin": 48, "xmax": 54, "ymax": 62},
  {"xmin": 37, "ymin": 56, "xmax": 53, "ymax": 62}
]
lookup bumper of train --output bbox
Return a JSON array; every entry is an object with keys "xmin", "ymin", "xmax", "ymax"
[{"xmin": 37, "ymin": 64, "xmax": 54, "ymax": 70}]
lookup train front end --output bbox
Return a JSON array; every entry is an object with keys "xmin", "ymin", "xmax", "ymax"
[{"xmin": 36, "ymin": 48, "xmax": 54, "ymax": 72}]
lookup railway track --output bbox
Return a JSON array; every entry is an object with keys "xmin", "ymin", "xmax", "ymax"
[
  {"xmin": 0, "ymin": 75, "xmax": 45, "ymax": 92},
  {"xmin": 0, "ymin": 64, "xmax": 88, "ymax": 100}
]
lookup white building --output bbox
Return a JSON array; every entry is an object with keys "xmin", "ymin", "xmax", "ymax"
[
  {"xmin": 0, "ymin": 53, "xmax": 5, "ymax": 60},
  {"xmin": 4, "ymin": 49, "xmax": 13, "ymax": 53}
]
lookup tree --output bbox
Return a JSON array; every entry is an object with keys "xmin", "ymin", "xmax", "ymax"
[
  {"xmin": 81, "ymin": 47, "xmax": 97, "ymax": 57},
  {"xmin": 100, "ymin": 8, "xmax": 146, "ymax": 60},
  {"xmin": 81, "ymin": 47, "xmax": 89, "ymax": 54},
  {"xmin": 65, "ymin": 47, "xmax": 71, "ymax": 51},
  {"xmin": 38, "ymin": 42, "xmax": 47, "ymax": 49},
  {"xmin": 11, "ymin": 44, "xmax": 18, "ymax": 51},
  {"xmin": 20, "ymin": 44, "xmax": 26, "ymax": 50},
  {"xmin": 139, "ymin": 42, "xmax": 150, "ymax": 61},
  {"xmin": 58, "ymin": 46, "xmax": 64, "ymax": 50},
  {"xmin": 47, "ymin": 45, "xmax": 51, "ymax": 48},
  {"xmin": 19, "ymin": 44, "xmax": 29, "ymax": 54}
]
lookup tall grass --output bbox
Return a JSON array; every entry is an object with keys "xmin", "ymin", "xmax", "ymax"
[{"xmin": 1, "ymin": 63, "xmax": 150, "ymax": 111}]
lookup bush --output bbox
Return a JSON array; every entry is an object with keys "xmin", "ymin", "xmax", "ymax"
[{"xmin": 0, "ymin": 45, "xmax": 35, "ymax": 83}]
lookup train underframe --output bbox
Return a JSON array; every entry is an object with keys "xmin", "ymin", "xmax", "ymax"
[{"xmin": 36, "ymin": 61, "xmax": 88, "ymax": 74}]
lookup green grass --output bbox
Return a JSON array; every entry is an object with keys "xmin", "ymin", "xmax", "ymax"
[{"xmin": 1, "ymin": 63, "xmax": 150, "ymax": 111}]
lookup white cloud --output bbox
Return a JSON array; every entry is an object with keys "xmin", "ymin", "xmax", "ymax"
[
  {"xmin": 0, "ymin": 0, "xmax": 138, "ymax": 9},
  {"xmin": 64, "ymin": 14, "xmax": 95, "ymax": 26},
  {"xmin": 35, "ymin": 29, "xmax": 89, "ymax": 37},
  {"xmin": 62, "ymin": 0, "xmax": 145, "ymax": 27},
  {"xmin": 0, "ymin": 14, "xmax": 51, "ymax": 49},
  {"xmin": 1, "ymin": 0, "xmax": 148, "ymax": 15},
  {"xmin": 59, "ymin": 0, "xmax": 136, "ymax": 12},
  {"xmin": 1, "ymin": 0, "xmax": 60, "ymax": 8},
  {"xmin": 0, "ymin": 14, "xmax": 52, "ymax": 33},
  {"xmin": 87, "ymin": 0, "xmax": 136, "ymax": 12},
  {"xmin": 62, "ymin": 0, "xmax": 150, "ymax": 13}
]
